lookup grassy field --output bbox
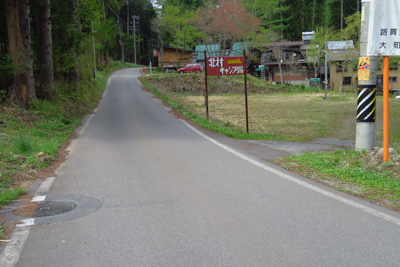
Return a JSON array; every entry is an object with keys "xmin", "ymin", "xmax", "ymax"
[
  {"xmin": 142, "ymin": 74, "xmax": 400, "ymax": 210},
  {"xmin": 149, "ymin": 74, "xmax": 400, "ymax": 143}
]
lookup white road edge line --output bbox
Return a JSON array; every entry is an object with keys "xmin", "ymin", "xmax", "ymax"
[
  {"xmin": 0, "ymin": 224, "xmax": 33, "ymax": 267},
  {"xmin": 31, "ymin": 196, "xmax": 46, "ymax": 202},
  {"xmin": 103, "ymin": 77, "xmax": 111, "ymax": 98},
  {"xmin": 0, "ymin": 173, "xmax": 55, "ymax": 267},
  {"xmin": 33, "ymin": 177, "xmax": 55, "ymax": 196},
  {"xmin": 0, "ymin": 96, "xmax": 97, "ymax": 265},
  {"xmin": 180, "ymin": 119, "xmax": 400, "ymax": 227}
]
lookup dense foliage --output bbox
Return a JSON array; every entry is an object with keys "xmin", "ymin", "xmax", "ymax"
[{"xmin": 1, "ymin": 0, "xmax": 361, "ymax": 108}]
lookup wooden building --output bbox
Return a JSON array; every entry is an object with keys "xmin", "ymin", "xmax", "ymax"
[{"xmin": 156, "ymin": 45, "xmax": 195, "ymax": 71}]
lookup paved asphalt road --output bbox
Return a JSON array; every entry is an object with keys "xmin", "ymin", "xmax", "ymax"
[{"xmin": 8, "ymin": 69, "xmax": 400, "ymax": 266}]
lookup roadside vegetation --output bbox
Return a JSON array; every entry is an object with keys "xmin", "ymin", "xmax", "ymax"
[
  {"xmin": 0, "ymin": 61, "xmax": 138, "ymax": 206},
  {"xmin": 142, "ymin": 73, "xmax": 400, "ymax": 210}
]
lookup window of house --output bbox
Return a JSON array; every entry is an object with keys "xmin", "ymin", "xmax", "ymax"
[
  {"xmin": 336, "ymin": 64, "xmax": 343, "ymax": 72},
  {"xmin": 389, "ymin": 77, "xmax": 398, "ymax": 83},
  {"xmin": 342, "ymin": 77, "xmax": 352, "ymax": 85},
  {"xmin": 261, "ymin": 53, "xmax": 271, "ymax": 61},
  {"xmin": 284, "ymin": 52, "xmax": 293, "ymax": 60}
]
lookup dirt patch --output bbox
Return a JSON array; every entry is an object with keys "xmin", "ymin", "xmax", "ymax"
[
  {"xmin": 0, "ymin": 214, "xmax": 17, "ymax": 242},
  {"xmin": 12, "ymin": 202, "xmax": 39, "ymax": 218}
]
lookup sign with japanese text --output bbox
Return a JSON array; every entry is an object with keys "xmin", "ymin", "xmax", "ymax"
[
  {"xmin": 358, "ymin": 57, "xmax": 371, "ymax": 81},
  {"xmin": 367, "ymin": 0, "xmax": 400, "ymax": 56},
  {"xmin": 153, "ymin": 49, "xmax": 158, "ymax": 57},
  {"xmin": 206, "ymin": 56, "xmax": 245, "ymax": 76}
]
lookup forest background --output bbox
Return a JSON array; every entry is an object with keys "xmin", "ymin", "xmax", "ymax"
[{"xmin": 1, "ymin": 0, "xmax": 363, "ymax": 109}]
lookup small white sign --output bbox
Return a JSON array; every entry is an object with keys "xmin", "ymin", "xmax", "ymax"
[{"xmin": 367, "ymin": 0, "xmax": 400, "ymax": 56}]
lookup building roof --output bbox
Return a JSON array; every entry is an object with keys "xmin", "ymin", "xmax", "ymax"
[
  {"xmin": 195, "ymin": 42, "xmax": 248, "ymax": 60},
  {"xmin": 195, "ymin": 44, "xmax": 220, "ymax": 60},
  {"xmin": 302, "ymin": 31, "xmax": 315, "ymax": 44},
  {"xmin": 249, "ymin": 41, "xmax": 304, "ymax": 49},
  {"xmin": 326, "ymin": 40, "xmax": 358, "ymax": 61},
  {"xmin": 327, "ymin": 40, "xmax": 354, "ymax": 50}
]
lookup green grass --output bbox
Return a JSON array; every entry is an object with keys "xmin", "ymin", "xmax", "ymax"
[
  {"xmin": 140, "ymin": 78, "xmax": 282, "ymax": 140},
  {"xmin": 275, "ymin": 147, "xmax": 400, "ymax": 206},
  {"xmin": 13, "ymin": 134, "xmax": 34, "ymax": 155},
  {"xmin": 0, "ymin": 60, "xmax": 133, "ymax": 206},
  {"xmin": 0, "ymin": 226, "xmax": 4, "ymax": 239},
  {"xmin": 0, "ymin": 187, "xmax": 25, "ymax": 206}
]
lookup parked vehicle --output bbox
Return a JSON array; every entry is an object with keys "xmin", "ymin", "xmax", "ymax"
[{"xmin": 177, "ymin": 63, "xmax": 201, "ymax": 74}]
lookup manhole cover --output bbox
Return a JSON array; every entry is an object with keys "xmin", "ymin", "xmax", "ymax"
[{"xmin": 13, "ymin": 201, "xmax": 76, "ymax": 218}]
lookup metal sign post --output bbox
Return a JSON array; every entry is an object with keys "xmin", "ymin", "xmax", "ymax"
[
  {"xmin": 244, "ymin": 50, "xmax": 249, "ymax": 133},
  {"xmin": 383, "ymin": 56, "xmax": 389, "ymax": 161},
  {"xmin": 366, "ymin": 0, "xmax": 400, "ymax": 161},
  {"xmin": 205, "ymin": 52, "xmax": 249, "ymax": 132},
  {"xmin": 132, "ymin": 15, "xmax": 139, "ymax": 65},
  {"xmin": 204, "ymin": 50, "xmax": 209, "ymax": 119},
  {"xmin": 355, "ymin": 0, "xmax": 377, "ymax": 153}
]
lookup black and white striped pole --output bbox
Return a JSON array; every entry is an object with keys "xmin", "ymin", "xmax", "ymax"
[{"xmin": 355, "ymin": 0, "xmax": 377, "ymax": 150}]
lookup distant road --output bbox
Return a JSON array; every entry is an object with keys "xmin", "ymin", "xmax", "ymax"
[{"xmin": 14, "ymin": 68, "xmax": 400, "ymax": 266}]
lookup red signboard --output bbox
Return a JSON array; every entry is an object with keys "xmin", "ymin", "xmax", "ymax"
[
  {"xmin": 153, "ymin": 49, "xmax": 158, "ymax": 57},
  {"xmin": 206, "ymin": 56, "xmax": 245, "ymax": 76}
]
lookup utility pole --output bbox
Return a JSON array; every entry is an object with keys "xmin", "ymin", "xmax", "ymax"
[
  {"xmin": 355, "ymin": 1, "xmax": 377, "ymax": 151},
  {"xmin": 312, "ymin": 0, "xmax": 316, "ymax": 31},
  {"xmin": 132, "ymin": 15, "xmax": 139, "ymax": 65},
  {"xmin": 325, "ymin": 1, "xmax": 328, "ymax": 30},
  {"xmin": 324, "ymin": 2, "xmax": 328, "ymax": 100},
  {"xmin": 341, "ymin": 0, "xmax": 343, "ymax": 33},
  {"xmin": 92, "ymin": 21, "xmax": 96, "ymax": 78},
  {"xmin": 324, "ymin": 39, "xmax": 328, "ymax": 100},
  {"xmin": 126, "ymin": 1, "xmax": 129, "ymax": 36}
]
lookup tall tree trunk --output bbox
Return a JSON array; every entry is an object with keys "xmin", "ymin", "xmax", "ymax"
[
  {"xmin": 69, "ymin": 0, "xmax": 79, "ymax": 82},
  {"xmin": 280, "ymin": 1, "xmax": 283, "ymax": 40},
  {"xmin": 127, "ymin": 1, "xmax": 129, "ymax": 36},
  {"xmin": 340, "ymin": 64, "xmax": 345, "ymax": 93},
  {"xmin": 18, "ymin": 0, "xmax": 36, "ymax": 101},
  {"xmin": 102, "ymin": 0, "xmax": 109, "ymax": 66},
  {"xmin": 39, "ymin": 0, "xmax": 55, "ymax": 96},
  {"xmin": 116, "ymin": 17, "xmax": 124, "ymax": 63},
  {"xmin": 159, "ymin": 32, "xmax": 164, "ymax": 71},
  {"xmin": 91, "ymin": 21, "xmax": 96, "ymax": 78},
  {"xmin": 312, "ymin": 0, "xmax": 316, "ymax": 31},
  {"xmin": 302, "ymin": 0, "xmax": 304, "ymax": 31},
  {"xmin": 148, "ymin": 39, "xmax": 151, "ymax": 66},
  {"xmin": 5, "ymin": 0, "xmax": 28, "ymax": 108},
  {"xmin": 325, "ymin": 1, "xmax": 328, "ymax": 30},
  {"xmin": 269, "ymin": 12, "xmax": 271, "ymax": 29},
  {"xmin": 341, "ymin": 0, "xmax": 343, "ymax": 34}
]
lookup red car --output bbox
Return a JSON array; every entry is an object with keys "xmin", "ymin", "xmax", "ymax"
[{"xmin": 178, "ymin": 63, "xmax": 201, "ymax": 74}]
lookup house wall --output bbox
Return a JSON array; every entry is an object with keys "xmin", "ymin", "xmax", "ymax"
[
  {"xmin": 157, "ymin": 48, "xmax": 194, "ymax": 68},
  {"xmin": 272, "ymin": 80, "xmax": 310, "ymax": 86},
  {"xmin": 272, "ymin": 66, "xmax": 305, "ymax": 82},
  {"xmin": 329, "ymin": 62, "xmax": 400, "ymax": 91},
  {"xmin": 273, "ymin": 75, "xmax": 303, "ymax": 82}
]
